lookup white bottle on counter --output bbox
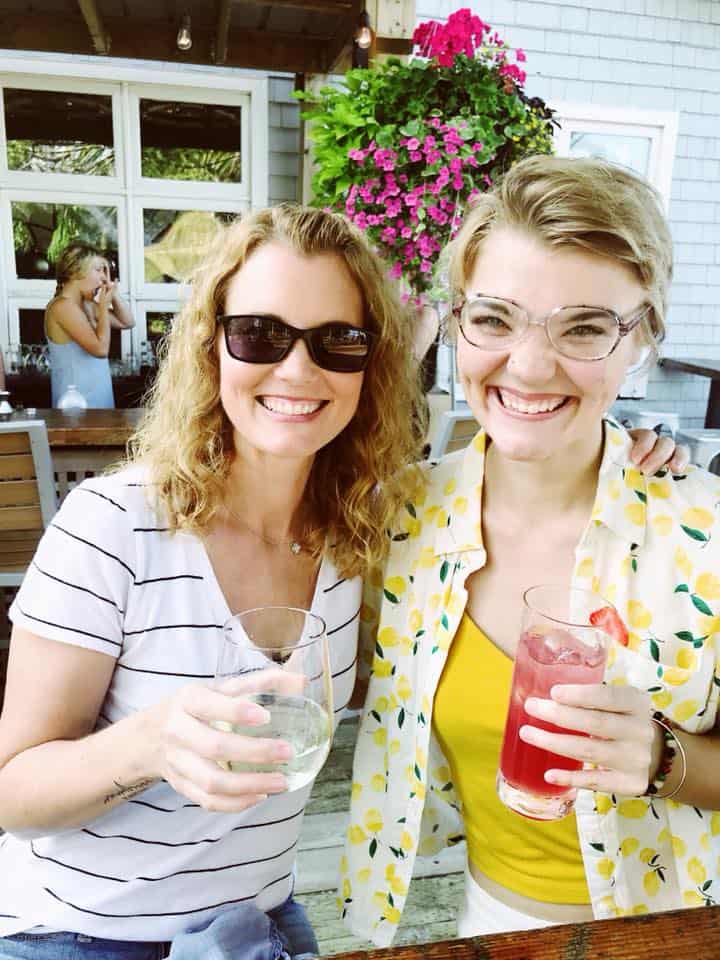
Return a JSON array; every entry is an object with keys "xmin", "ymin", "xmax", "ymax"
[{"xmin": 57, "ymin": 384, "xmax": 88, "ymax": 413}]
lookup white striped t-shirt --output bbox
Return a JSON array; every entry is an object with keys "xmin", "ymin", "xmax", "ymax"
[{"xmin": 1, "ymin": 467, "xmax": 358, "ymax": 942}]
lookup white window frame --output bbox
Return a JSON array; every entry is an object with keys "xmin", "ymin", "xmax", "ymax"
[
  {"xmin": 0, "ymin": 53, "xmax": 269, "ymax": 352},
  {"xmin": 136, "ymin": 299, "xmax": 187, "ymax": 351},
  {"xmin": 552, "ymin": 103, "xmax": 678, "ymax": 211},
  {"xmin": 0, "ymin": 75, "xmax": 124, "ymax": 194},
  {"xmin": 1, "ymin": 186, "xmax": 129, "ymax": 300},
  {"xmin": 6, "ymin": 296, "xmax": 48, "ymax": 350},
  {"xmin": 129, "ymin": 84, "xmax": 251, "ymax": 203},
  {"xmin": 133, "ymin": 196, "xmax": 248, "ymax": 302}
]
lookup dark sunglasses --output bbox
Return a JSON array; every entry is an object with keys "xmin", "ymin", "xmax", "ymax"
[{"xmin": 218, "ymin": 314, "xmax": 377, "ymax": 373}]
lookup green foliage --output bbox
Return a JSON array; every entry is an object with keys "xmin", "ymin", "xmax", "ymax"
[
  {"xmin": 300, "ymin": 56, "xmax": 554, "ymax": 208},
  {"xmin": 141, "ymin": 147, "xmax": 241, "ymax": 183},
  {"xmin": 297, "ymin": 43, "xmax": 556, "ymax": 297}
]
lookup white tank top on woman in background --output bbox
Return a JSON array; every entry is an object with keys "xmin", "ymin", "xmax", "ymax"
[
  {"xmin": 47, "ymin": 338, "xmax": 114, "ymax": 409},
  {"xmin": 1, "ymin": 467, "xmax": 359, "ymax": 942}
]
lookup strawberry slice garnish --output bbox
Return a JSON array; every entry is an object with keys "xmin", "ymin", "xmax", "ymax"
[{"xmin": 590, "ymin": 605, "xmax": 629, "ymax": 647}]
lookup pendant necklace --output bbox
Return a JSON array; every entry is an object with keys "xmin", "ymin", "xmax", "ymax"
[{"xmin": 224, "ymin": 503, "xmax": 303, "ymax": 556}]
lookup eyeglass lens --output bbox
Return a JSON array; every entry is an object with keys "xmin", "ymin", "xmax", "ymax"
[
  {"xmin": 222, "ymin": 315, "xmax": 374, "ymax": 373},
  {"xmin": 461, "ymin": 298, "xmax": 621, "ymax": 360}
]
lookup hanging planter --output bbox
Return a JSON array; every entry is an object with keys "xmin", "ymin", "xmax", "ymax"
[{"xmin": 297, "ymin": 8, "xmax": 557, "ymax": 304}]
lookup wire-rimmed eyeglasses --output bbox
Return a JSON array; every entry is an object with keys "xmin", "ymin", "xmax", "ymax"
[{"xmin": 452, "ymin": 295, "xmax": 650, "ymax": 362}]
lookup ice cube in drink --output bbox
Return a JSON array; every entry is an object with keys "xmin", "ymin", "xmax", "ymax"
[{"xmin": 497, "ymin": 627, "xmax": 607, "ymax": 820}]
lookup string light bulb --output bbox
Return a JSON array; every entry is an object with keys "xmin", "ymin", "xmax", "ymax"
[
  {"xmin": 176, "ymin": 14, "xmax": 192, "ymax": 51},
  {"xmin": 354, "ymin": 8, "xmax": 373, "ymax": 49}
]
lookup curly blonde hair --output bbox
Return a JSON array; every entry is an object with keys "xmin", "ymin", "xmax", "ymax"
[
  {"xmin": 128, "ymin": 204, "xmax": 425, "ymax": 578},
  {"xmin": 448, "ymin": 155, "xmax": 673, "ymax": 361}
]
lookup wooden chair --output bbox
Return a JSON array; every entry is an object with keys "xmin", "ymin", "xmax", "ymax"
[
  {"xmin": 0, "ymin": 421, "xmax": 57, "ymax": 648},
  {"xmin": 428, "ymin": 408, "xmax": 479, "ymax": 459}
]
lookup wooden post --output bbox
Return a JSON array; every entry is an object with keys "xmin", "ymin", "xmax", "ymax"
[
  {"xmin": 300, "ymin": 0, "xmax": 416, "ymax": 203},
  {"xmin": 76, "ymin": 0, "xmax": 111, "ymax": 54}
]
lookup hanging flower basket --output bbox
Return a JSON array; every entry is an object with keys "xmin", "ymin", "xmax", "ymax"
[{"xmin": 297, "ymin": 8, "xmax": 557, "ymax": 303}]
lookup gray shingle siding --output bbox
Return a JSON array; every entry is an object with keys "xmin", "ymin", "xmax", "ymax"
[{"xmin": 269, "ymin": 75, "xmax": 301, "ymax": 204}]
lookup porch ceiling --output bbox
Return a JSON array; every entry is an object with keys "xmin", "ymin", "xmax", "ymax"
[{"xmin": 0, "ymin": 0, "xmax": 366, "ymax": 74}]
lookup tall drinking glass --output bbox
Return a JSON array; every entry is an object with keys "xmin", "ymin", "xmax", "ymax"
[
  {"xmin": 214, "ymin": 606, "xmax": 333, "ymax": 792},
  {"xmin": 496, "ymin": 585, "xmax": 611, "ymax": 821}
]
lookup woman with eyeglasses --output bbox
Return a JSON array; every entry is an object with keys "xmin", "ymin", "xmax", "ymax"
[
  {"xmin": 341, "ymin": 156, "xmax": 720, "ymax": 946},
  {"xmin": 0, "ymin": 206, "xmax": 424, "ymax": 959}
]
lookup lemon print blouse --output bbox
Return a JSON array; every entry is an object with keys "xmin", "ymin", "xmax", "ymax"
[
  {"xmin": 339, "ymin": 420, "xmax": 720, "ymax": 947},
  {"xmin": 433, "ymin": 612, "xmax": 589, "ymax": 905}
]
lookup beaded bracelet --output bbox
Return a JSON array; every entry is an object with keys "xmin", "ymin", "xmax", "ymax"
[{"xmin": 645, "ymin": 711, "xmax": 687, "ymax": 800}]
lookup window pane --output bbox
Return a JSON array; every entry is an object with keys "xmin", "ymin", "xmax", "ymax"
[
  {"xmin": 140, "ymin": 98, "xmax": 242, "ymax": 183},
  {"xmin": 18, "ymin": 308, "xmax": 46, "ymax": 353},
  {"xmin": 143, "ymin": 209, "xmax": 240, "ymax": 282},
  {"xmin": 12, "ymin": 201, "xmax": 118, "ymax": 280},
  {"xmin": 146, "ymin": 311, "xmax": 175, "ymax": 365},
  {"xmin": 4, "ymin": 88, "xmax": 115, "ymax": 176},
  {"xmin": 569, "ymin": 131, "xmax": 651, "ymax": 178}
]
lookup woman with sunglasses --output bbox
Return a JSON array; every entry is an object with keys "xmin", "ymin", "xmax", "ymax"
[
  {"xmin": 341, "ymin": 156, "xmax": 720, "ymax": 946},
  {"xmin": 0, "ymin": 205, "xmax": 423, "ymax": 959}
]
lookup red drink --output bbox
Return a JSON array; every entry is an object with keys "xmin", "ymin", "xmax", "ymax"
[
  {"xmin": 500, "ymin": 629, "xmax": 607, "ymax": 804},
  {"xmin": 497, "ymin": 586, "xmax": 611, "ymax": 821}
]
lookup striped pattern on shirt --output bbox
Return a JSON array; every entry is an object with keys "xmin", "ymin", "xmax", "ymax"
[{"xmin": 1, "ymin": 468, "xmax": 358, "ymax": 942}]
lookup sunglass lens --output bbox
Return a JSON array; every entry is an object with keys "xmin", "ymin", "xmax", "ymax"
[
  {"xmin": 225, "ymin": 317, "xmax": 289, "ymax": 363},
  {"xmin": 316, "ymin": 326, "xmax": 372, "ymax": 372}
]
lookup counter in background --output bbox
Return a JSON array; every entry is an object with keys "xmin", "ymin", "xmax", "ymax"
[{"xmin": 11, "ymin": 408, "xmax": 144, "ymax": 501}]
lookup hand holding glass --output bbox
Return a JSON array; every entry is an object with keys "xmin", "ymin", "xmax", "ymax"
[
  {"xmin": 214, "ymin": 606, "xmax": 333, "ymax": 792},
  {"xmin": 497, "ymin": 585, "xmax": 610, "ymax": 821}
]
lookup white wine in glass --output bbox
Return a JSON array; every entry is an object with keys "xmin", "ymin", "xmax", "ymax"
[{"xmin": 214, "ymin": 606, "xmax": 333, "ymax": 791}]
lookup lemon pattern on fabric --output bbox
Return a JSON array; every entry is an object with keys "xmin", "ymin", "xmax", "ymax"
[{"xmin": 339, "ymin": 420, "xmax": 720, "ymax": 947}]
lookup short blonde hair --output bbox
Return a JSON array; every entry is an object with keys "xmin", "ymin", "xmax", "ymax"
[
  {"xmin": 54, "ymin": 242, "xmax": 104, "ymax": 296},
  {"xmin": 128, "ymin": 204, "xmax": 425, "ymax": 579},
  {"xmin": 448, "ymin": 156, "xmax": 673, "ymax": 358}
]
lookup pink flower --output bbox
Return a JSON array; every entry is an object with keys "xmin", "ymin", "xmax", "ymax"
[
  {"xmin": 409, "ymin": 151, "xmax": 422, "ymax": 162},
  {"xmin": 420, "ymin": 260, "xmax": 433, "ymax": 274},
  {"xmin": 381, "ymin": 226, "xmax": 397, "ymax": 243},
  {"xmin": 389, "ymin": 261, "xmax": 403, "ymax": 279},
  {"xmin": 516, "ymin": 47, "xmax": 526, "ymax": 62}
]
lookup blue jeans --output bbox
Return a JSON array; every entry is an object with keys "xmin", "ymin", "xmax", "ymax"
[{"xmin": 0, "ymin": 896, "xmax": 319, "ymax": 960}]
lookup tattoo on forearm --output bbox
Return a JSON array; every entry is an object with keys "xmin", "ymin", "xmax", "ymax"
[{"xmin": 103, "ymin": 778, "xmax": 155, "ymax": 804}]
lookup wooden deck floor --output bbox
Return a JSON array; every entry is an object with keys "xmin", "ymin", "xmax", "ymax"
[{"xmin": 296, "ymin": 716, "xmax": 464, "ymax": 955}]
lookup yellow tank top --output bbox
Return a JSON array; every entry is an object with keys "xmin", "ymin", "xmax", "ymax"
[{"xmin": 433, "ymin": 612, "xmax": 590, "ymax": 905}]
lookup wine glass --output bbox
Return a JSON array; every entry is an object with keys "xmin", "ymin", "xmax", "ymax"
[{"xmin": 214, "ymin": 606, "xmax": 333, "ymax": 792}]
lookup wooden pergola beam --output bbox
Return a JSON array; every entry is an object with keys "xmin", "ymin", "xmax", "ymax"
[
  {"xmin": 237, "ymin": 0, "xmax": 353, "ymax": 10},
  {"xmin": 0, "ymin": 13, "xmax": 337, "ymax": 74},
  {"xmin": 214, "ymin": 0, "xmax": 232, "ymax": 64},
  {"xmin": 76, "ymin": 0, "xmax": 111, "ymax": 55}
]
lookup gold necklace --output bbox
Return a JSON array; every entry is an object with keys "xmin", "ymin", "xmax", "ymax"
[{"xmin": 224, "ymin": 503, "xmax": 304, "ymax": 556}]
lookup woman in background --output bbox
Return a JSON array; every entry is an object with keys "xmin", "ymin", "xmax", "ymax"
[{"xmin": 45, "ymin": 242, "xmax": 135, "ymax": 408}]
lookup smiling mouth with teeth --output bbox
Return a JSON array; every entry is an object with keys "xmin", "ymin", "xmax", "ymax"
[
  {"xmin": 495, "ymin": 388, "xmax": 569, "ymax": 415},
  {"xmin": 259, "ymin": 397, "xmax": 327, "ymax": 416}
]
